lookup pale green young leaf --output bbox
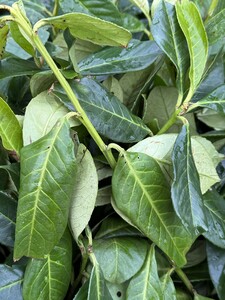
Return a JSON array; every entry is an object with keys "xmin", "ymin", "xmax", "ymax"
[
  {"xmin": 175, "ymin": 0, "xmax": 208, "ymax": 102},
  {"xmin": 36, "ymin": 13, "xmax": 131, "ymax": 47},
  {"xmin": 126, "ymin": 244, "xmax": 163, "ymax": 300},
  {"xmin": 70, "ymin": 144, "xmax": 98, "ymax": 241},
  {"xmin": 0, "ymin": 97, "xmax": 22, "ymax": 155},
  {"xmin": 23, "ymin": 229, "xmax": 72, "ymax": 300},
  {"xmin": 112, "ymin": 152, "xmax": 195, "ymax": 267},
  {"xmin": 14, "ymin": 117, "xmax": 77, "ymax": 259},
  {"xmin": 93, "ymin": 237, "xmax": 148, "ymax": 283},
  {"xmin": 129, "ymin": 134, "xmax": 221, "ymax": 194},
  {"xmin": 171, "ymin": 124, "xmax": 207, "ymax": 232},
  {"xmin": 151, "ymin": 0, "xmax": 189, "ymax": 101},
  {"xmin": 88, "ymin": 265, "xmax": 112, "ymax": 300},
  {"xmin": 23, "ymin": 91, "xmax": 79, "ymax": 146}
]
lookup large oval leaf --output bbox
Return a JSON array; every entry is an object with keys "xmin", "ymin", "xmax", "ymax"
[
  {"xmin": 0, "ymin": 97, "xmax": 22, "ymax": 155},
  {"xmin": 36, "ymin": 13, "xmax": 131, "ymax": 47},
  {"xmin": 23, "ymin": 91, "xmax": 80, "ymax": 146},
  {"xmin": 70, "ymin": 144, "xmax": 98, "ymax": 241},
  {"xmin": 14, "ymin": 117, "xmax": 77, "ymax": 259},
  {"xmin": 53, "ymin": 78, "xmax": 151, "ymax": 143},
  {"xmin": 0, "ymin": 265, "xmax": 23, "ymax": 300},
  {"xmin": 171, "ymin": 124, "xmax": 207, "ymax": 232},
  {"xmin": 93, "ymin": 237, "xmax": 148, "ymax": 283},
  {"xmin": 78, "ymin": 40, "xmax": 162, "ymax": 75},
  {"xmin": 112, "ymin": 151, "xmax": 195, "ymax": 267},
  {"xmin": 151, "ymin": 0, "xmax": 189, "ymax": 100},
  {"xmin": 126, "ymin": 244, "xmax": 163, "ymax": 300},
  {"xmin": 175, "ymin": 0, "xmax": 208, "ymax": 102},
  {"xmin": 23, "ymin": 229, "xmax": 72, "ymax": 300}
]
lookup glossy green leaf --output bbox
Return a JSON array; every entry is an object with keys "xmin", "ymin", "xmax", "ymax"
[
  {"xmin": 37, "ymin": 13, "xmax": 131, "ymax": 47},
  {"xmin": 206, "ymin": 242, "xmax": 225, "ymax": 300},
  {"xmin": 59, "ymin": 0, "xmax": 123, "ymax": 26},
  {"xmin": 129, "ymin": 134, "xmax": 221, "ymax": 194},
  {"xmin": 189, "ymin": 85, "xmax": 225, "ymax": 114},
  {"xmin": 0, "ymin": 23, "xmax": 9, "ymax": 59},
  {"xmin": 23, "ymin": 229, "xmax": 72, "ymax": 300},
  {"xmin": 0, "ymin": 265, "xmax": 23, "ymax": 300},
  {"xmin": 126, "ymin": 244, "xmax": 163, "ymax": 300},
  {"xmin": 74, "ymin": 279, "xmax": 89, "ymax": 300},
  {"xmin": 53, "ymin": 78, "xmax": 151, "ymax": 143},
  {"xmin": 93, "ymin": 237, "xmax": 148, "ymax": 283},
  {"xmin": 106, "ymin": 281, "xmax": 128, "ymax": 300},
  {"xmin": 197, "ymin": 108, "xmax": 225, "ymax": 130},
  {"xmin": 171, "ymin": 124, "xmax": 207, "ymax": 232},
  {"xmin": 0, "ymin": 191, "xmax": 17, "ymax": 247},
  {"xmin": 78, "ymin": 40, "xmax": 162, "ymax": 75},
  {"xmin": 206, "ymin": 8, "xmax": 225, "ymax": 45},
  {"xmin": 112, "ymin": 151, "xmax": 195, "ymax": 267},
  {"xmin": 70, "ymin": 144, "xmax": 98, "ymax": 240},
  {"xmin": 95, "ymin": 186, "xmax": 111, "ymax": 206},
  {"xmin": 14, "ymin": 117, "xmax": 77, "ymax": 259},
  {"xmin": 203, "ymin": 190, "xmax": 225, "ymax": 249},
  {"xmin": 151, "ymin": 0, "xmax": 189, "ymax": 100},
  {"xmin": 175, "ymin": 0, "xmax": 208, "ymax": 102},
  {"xmin": 0, "ymin": 97, "xmax": 22, "ymax": 155},
  {"xmin": 23, "ymin": 91, "xmax": 80, "ymax": 146},
  {"xmin": 0, "ymin": 57, "xmax": 39, "ymax": 79},
  {"xmin": 88, "ymin": 264, "xmax": 112, "ymax": 300}
]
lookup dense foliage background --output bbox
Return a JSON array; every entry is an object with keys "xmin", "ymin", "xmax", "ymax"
[{"xmin": 0, "ymin": 0, "xmax": 225, "ymax": 299}]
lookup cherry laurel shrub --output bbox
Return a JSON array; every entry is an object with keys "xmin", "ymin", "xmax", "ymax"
[{"xmin": 0, "ymin": 0, "xmax": 225, "ymax": 299}]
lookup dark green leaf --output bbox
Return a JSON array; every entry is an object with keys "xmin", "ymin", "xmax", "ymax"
[
  {"xmin": 171, "ymin": 124, "xmax": 207, "ymax": 232},
  {"xmin": 37, "ymin": 13, "xmax": 131, "ymax": 47},
  {"xmin": 161, "ymin": 271, "xmax": 176, "ymax": 299},
  {"xmin": 0, "ymin": 265, "xmax": 23, "ymax": 300},
  {"xmin": 151, "ymin": 0, "xmax": 189, "ymax": 100},
  {"xmin": 175, "ymin": 0, "xmax": 208, "ymax": 102},
  {"xmin": 59, "ymin": 0, "xmax": 123, "ymax": 26},
  {"xmin": 203, "ymin": 190, "xmax": 225, "ymax": 249},
  {"xmin": 78, "ymin": 40, "xmax": 162, "ymax": 75},
  {"xmin": 0, "ymin": 191, "xmax": 17, "ymax": 247},
  {"xmin": 93, "ymin": 237, "xmax": 148, "ymax": 283},
  {"xmin": 207, "ymin": 242, "xmax": 225, "ymax": 300},
  {"xmin": 88, "ymin": 264, "xmax": 112, "ymax": 300},
  {"xmin": 0, "ymin": 97, "xmax": 22, "ymax": 155},
  {"xmin": 194, "ymin": 294, "xmax": 214, "ymax": 300},
  {"xmin": 53, "ymin": 78, "xmax": 151, "ymax": 143},
  {"xmin": 189, "ymin": 85, "xmax": 225, "ymax": 114},
  {"xmin": 74, "ymin": 279, "xmax": 89, "ymax": 300},
  {"xmin": 112, "ymin": 151, "xmax": 195, "ymax": 267},
  {"xmin": 30, "ymin": 71, "xmax": 55, "ymax": 97},
  {"xmin": 0, "ymin": 57, "xmax": 40, "ymax": 79},
  {"xmin": 23, "ymin": 229, "xmax": 72, "ymax": 300},
  {"xmin": 14, "ymin": 117, "xmax": 77, "ymax": 259},
  {"xmin": 126, "ymin": 244, "xmax": 163, "ymax": 300},
  {"xmin": 206, "ymin": 8, "xmax": 225, "ymax": 45}
]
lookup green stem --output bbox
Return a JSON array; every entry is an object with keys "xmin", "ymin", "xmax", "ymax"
[
  {"xmin": 32, "ymin": 31, "xmax": 116, "ymax": 169},
  {"xmin": 205, "ymin": 0, "xmax": 218, "ymax": 21},
  {"xmin": 157, "ymin": 108, "xmax": 182, "ymax": 135},
  {"xmin": 175, "ymin": 267, "xmax": 195, "ymax": 296}
]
